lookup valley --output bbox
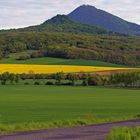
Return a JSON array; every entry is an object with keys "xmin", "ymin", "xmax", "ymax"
[{"xmin": 0, "ymin": 3, "xmax": 140, "ymax": 140}]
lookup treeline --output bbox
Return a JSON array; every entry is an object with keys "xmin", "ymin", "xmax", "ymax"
[
  {"xmin": 0, "ymin": 71, "xmax": 140, "ymax": 88},
  {"xmin": 0, "ymin": 32, "xmax": 140, "ymax": 65}
]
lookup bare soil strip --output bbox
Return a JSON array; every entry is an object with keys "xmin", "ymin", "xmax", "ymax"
[
  {"xmin": 95, "ymin": 69, "xmax": 140, "ymax": 75},
  {"xmin": 0, "ymin": 119, "xmax": 140, "ymax": 140}
]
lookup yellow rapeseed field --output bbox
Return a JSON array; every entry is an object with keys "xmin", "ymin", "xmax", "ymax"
[{"xmin": 0, "ymin": 64, "xmax": 137, "ymax": 74}]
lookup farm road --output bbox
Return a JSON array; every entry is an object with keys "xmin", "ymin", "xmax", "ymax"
[{"xmin": 0, "ymin": 119, "xmax": 140, "ymax": 140}]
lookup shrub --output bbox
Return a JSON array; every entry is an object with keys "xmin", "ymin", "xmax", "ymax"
[
  {"xmin": 1, "ymin": 81, "xmax": 6, "ymax": 85},
  {"xmin": 61, "ymin": 82, "xmax": 72, "ymax": 86},
  {"xmin": 54, "ymin": 72, "xmax": 65, "ymax": 85},
  {"xmin": 34, "ymin": 81, "xmax": 40, "ymax": 85},
  {"xmin": 88, "ymin": 75, "xmax": 102, "ymax": 86},
  {"xmin": 82, "ymin": 80, "xmax": 89, "ymax": 86},
  {"xmin": 45, "ymin": 81, "xmax": 54, "ymax": 85},
  {"xmin": 16, "ymin": 55, "xmax": 31, "ymax": 60},
  {"xmin": 67, "ymin": 73, "xmax": 78, "ymax": 86},
  {"xmin": 24, "ymin": 82, "xmax": 29, "ymax": 85}
]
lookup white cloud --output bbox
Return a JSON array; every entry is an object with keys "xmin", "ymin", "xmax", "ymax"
[{"xmin": 0, "ymin": 0, "xmax": 140, "ymax": 29}]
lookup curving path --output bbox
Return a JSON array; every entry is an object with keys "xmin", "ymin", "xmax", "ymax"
[{"xmin": 0, "ymin": 119, "xmax": 140, "ymax": 140}]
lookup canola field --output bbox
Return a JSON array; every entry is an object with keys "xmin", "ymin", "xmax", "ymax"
[{"xmin": 0, "ymin": 64, "xmax": 137, "ymax": 74}]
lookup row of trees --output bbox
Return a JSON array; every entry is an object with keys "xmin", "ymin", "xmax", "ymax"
[
  {"xmin": 0, "ymin": 72, "xmax": 19, "ymax": 85},
  {"xmin": 110, "ymin": 72, "xmax": 140, "ymax": 87},
  {"xmin": 0, "ymin": 72, "xmax": 140, "ymax": 87}
]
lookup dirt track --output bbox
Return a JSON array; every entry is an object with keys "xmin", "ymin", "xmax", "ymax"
[{"xmin": 0, "ymin": 119, "xmax": 140, "ymax": 140}]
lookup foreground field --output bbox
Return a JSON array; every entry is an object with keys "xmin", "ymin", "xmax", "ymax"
[
  {"xmin": 0, "ymin": 86, "xmax": 140, "ymax": 124},
  {"xmin": 0, "ymin": 64, "xmax": 137, "ymax": 74},
  {"xmin": 107, "ymin": 126, "xmax": 140, "ymax": 140}
]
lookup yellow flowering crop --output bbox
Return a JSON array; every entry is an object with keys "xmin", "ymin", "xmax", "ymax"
[{"xmin": 0, "ymin": 64, "xmax": 138, "ymax": 74}]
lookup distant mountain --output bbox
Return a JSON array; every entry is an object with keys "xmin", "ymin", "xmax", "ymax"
[
  {"xmin": 1, "ymin": 5, "xmax": 140, "ymax": 36},
  {"xmin": 42, "ymin": 15, "xmax": 109, "ymax": 35},
  {"xmin": 68, "ymin": 5, "xmax": 140, "ymax": 35},
  {"xmin": 16, "ymin": 15, "xmax": 109, "ymax": 35},
  {"xmin": 0, "ymin": 14, "xmax": 108, "ymax": 36}
]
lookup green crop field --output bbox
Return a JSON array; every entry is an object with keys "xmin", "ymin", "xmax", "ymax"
[
  {"xmin": 0, "ymin": 85, "xmax": 140, "ymax": 124},
  {"xmin": 0, "ymin": 56, "xmax": 125, "ymax": 67}
]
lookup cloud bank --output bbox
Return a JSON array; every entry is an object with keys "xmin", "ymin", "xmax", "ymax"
[{"xmin": 0, "ymin": 0, "xmax": 140, "ymax": 29}]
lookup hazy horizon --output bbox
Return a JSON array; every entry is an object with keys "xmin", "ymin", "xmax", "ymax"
[{"xmin": 0, "ymin": 0, "xmax": 140, "ymax": 29}]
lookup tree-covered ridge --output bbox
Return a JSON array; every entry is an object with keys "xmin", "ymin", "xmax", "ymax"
[
  {"xmin": 0, "ymin": 32, "xmax": 140, "ymax": 66},
  {"xmin": 10, "ymin": 15, "xmax": 109, "ymax": 35}
]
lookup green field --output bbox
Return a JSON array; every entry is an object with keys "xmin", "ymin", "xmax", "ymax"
[
  {"xmin": 0, "ymin": 85, "xmax": 140, "ymax": 124},
  {"xmin": 0, "ymin": 57, "xmax": 126, "ymax": 67}
]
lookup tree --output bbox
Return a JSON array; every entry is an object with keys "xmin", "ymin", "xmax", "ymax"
[
  {"xmin": 9, "ymin": 73, "xmax": 16, "ymax": 84},
  {"xmin": 0, "ymin": 72, "xmax": 10, "ymax": 85},
  {"xmin": 67, "ymin": 73, "xmax": 78, "ymax": 86},
  {"xmin": 54, "ymin": 72, "xmax": 64, "ymax": 85},
  {"xmin": 82, "ymin": 73, "xmax": 91, "ymax": 86},
  {"xmin": 15, "ymin": 75, "xmax": 19, "ymax": 84},
  {"xmin": 88, "ymin": 74, "xmax": 102, "ymax": 86}
]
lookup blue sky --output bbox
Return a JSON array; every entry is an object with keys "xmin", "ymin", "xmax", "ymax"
[{"xmin": 0, "ymin": 0, "xmax": 140, "ymax": 29}]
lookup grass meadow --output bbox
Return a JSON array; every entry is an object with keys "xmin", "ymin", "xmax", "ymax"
[
  {"xmin": 106, "ymin": 127, "xmax": 140, "ymax": 140},
  {"xmin": 0, "ymin": 86, "xmax": 140, "ymax": 124},
  {"xmin": 0, "ymin": 85, "xmax": 139, "ymax": 134}
]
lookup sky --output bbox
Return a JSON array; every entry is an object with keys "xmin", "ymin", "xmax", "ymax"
[{"xmin": 0, "ymin": 0, "xmax": 140, "ymax": 29}]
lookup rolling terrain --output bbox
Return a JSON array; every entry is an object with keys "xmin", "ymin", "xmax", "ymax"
[
  {"xmin": 0, "ymin": 4, "xmax": 140, "ymax": 139},
  {"xmin": 0, "ymin": 5, "xmax": 140, "ymax": 138},
  {"xmin": 0, "ymin": 32, "xmax": 140, "ymax": 66},
  {"xmin": 0, "ymin": 55, "xmax": 126, "ymax": 67}
]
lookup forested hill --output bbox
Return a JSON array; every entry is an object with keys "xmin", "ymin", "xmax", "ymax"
[
  {"xmin": 0, "ymin": 31, "xmax": 140, "ymax": 66},
  {"xmin": 1, "ymin": 15, "xmax": 111, "ymax": 35}
]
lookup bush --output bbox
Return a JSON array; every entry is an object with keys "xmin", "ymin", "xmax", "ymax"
[
  {"xmin": 24, "ymin": 82, "xmax": 29, "ymax": 85},
  {"xmin": 45, "ymin": 81, "xmax": 54, "ymax": 85},
  {"xmin": 55, "ymin": 81, "xmax": 61, "ymax": 85},
  {"xmin": 1, "ymin": 81, "xmax": 6, "ymax": 85},
  {"xmin": 34, "ymin": 82, "xmax": 40, "ymax": 85},
  {"xmin": 61, "ymin": 82, "xmax": 72, "ymax": 86},
  {"xmin": 82, "ymin": 80, "xmax": 89, "ymax": 86},
  {"xmin": 88, "ymin": 75, "xmax": 103, "ymax": 86},
  {"xmin": 16, "ymin": 55, "xmax": 31, "ymax": 60}
]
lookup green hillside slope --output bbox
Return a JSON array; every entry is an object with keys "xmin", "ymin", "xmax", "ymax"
[
  {"xmin": 18, "ymin": 15, "xmax": 109, "ymax": 35},
  {"xmin": 0, "ymin": 57, "xmax": 125, "ymax": 67}
]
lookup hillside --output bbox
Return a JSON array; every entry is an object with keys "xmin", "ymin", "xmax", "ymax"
[
  {"xmin": 8, "ymin": 15, "xmax": 109, "ymax": 35},
  {"xmin": 68, "ymin": 5, "xmax": 140, "ymax": 35},
  {"xmin": 0, "ymin": 54, "xmax": 125, "ymax": 67},
  {"xmin": 0, "ymin": 32, "xmax": 140, "ymax": 66}
]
